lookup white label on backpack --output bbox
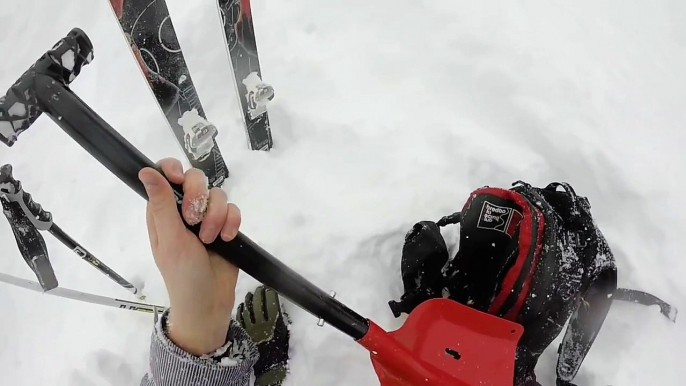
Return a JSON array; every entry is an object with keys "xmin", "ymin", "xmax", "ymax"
[{"xmin": 477, "ymin": 201, "xmax": 522, "ymax": 237}]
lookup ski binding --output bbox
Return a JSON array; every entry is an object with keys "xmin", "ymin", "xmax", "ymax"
[
  {"xmin": 178, "ymin": 109, "xmax": 219, "ymax": 162},
  {"xmin": 242, "ymin": 72, "xmax": 274, "ymax": 119}
]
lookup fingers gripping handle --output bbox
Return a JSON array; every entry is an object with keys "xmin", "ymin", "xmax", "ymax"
[
  {"xmin": 0, "ymin": 164, "xmax": 53, "ymax": 230},
  {"xmin": 0, "ymin": 28, "xmax": 93, "ymax": 146}
]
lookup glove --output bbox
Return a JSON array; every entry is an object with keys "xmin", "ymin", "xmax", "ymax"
[
  {"xmin": 237, "ymin": 286, "xmax": 290, "ymax": 386},
  {"xmin": 388, "ymin": 221, "xmax": 449, "ymax": 317}
]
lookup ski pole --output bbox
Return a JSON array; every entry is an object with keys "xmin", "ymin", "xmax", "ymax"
[
  {"xmin": 0, "ymin": 164, "xmax": 144, "ymax": 299},
  {"xmin": 0, "ymin": 271, "xmax": 162, "ymax": 314}
]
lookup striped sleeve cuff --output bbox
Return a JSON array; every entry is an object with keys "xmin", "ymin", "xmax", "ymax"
[{"xmin": 141, "ymin": 309, "xmax": 258, "ymax": 386}]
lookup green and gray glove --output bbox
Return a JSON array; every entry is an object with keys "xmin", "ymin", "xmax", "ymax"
[{"xmin": 237, "ymin": 286, "xmax": 290, "ymax": 386}]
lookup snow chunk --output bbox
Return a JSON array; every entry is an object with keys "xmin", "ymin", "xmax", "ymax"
[
  {"xmin": 8, "ymin": 102, "xmax": 26, "ymax": 117},
  {"xmin": 60, "ymin": 50, "xmax": 75, "ymax": 72},
  {"xmin": 668, "ymin": 306, "xmax": 678, "ymax": 322},
  {"xmin": 183, "ymin": 192, "xmax": 209, "ymax": 226}
]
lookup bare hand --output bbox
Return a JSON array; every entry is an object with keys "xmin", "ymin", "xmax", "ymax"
[{"xmin": 139, "ymin": 158, "xmax": 241, "ymax": 355}]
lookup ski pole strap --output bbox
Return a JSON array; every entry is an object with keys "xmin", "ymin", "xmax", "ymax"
[{"xmin": 0, "ymin": 164, "xmax": 57, "ymax": 291}]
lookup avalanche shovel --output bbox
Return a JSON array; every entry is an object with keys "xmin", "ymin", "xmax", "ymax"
[
  {"xmin": 360, "ymin": 298, "xmax": 523, "ymax": 386},
  {"xmin": 0, "ymin": 28, "xmax": 524, "ymax": 386}
]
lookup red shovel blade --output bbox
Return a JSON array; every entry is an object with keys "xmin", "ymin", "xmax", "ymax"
[{"xmin": 359, "ymin": 298, "xmax": 523, "ymax": 386}]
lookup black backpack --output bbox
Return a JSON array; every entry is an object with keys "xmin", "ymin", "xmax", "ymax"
[{"xmin": 388, "ymin": 181, "xmax": 618, "ymax": 385}]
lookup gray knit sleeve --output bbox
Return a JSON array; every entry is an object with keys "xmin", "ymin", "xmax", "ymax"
[{"xmin": 140, "ymin": 309, "xmax": 259, "ymax": 386}]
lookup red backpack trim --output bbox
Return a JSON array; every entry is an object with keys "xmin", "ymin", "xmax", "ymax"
[
  {"xmin": 503, "ymin": 207, "xmax": 545, "ymax": 321},
  {"xmin": 464, "ymin": 187, "xmax": 545, "ymax": 321}
]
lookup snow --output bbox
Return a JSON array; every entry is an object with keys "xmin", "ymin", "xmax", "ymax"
[
  {"xmin": 7, "ymin": 102, "xmax": 26, "ymax": 117},
  {"xmin": 183, "ymin": 191, "xmax": 209, "ymax": 226},
  {"xmin": 0, "ymin": 0, "xmax": 685, "ymax": 385},
  {"xmin": 60, "ymin": 49, "xmax": 76, "ymax": 73},
  {"xmin": 669, "ymin": 307, "xmax": 679, "ymax": 323}
]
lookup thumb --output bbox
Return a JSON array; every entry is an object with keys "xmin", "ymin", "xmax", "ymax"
[{"xmin": 139, "ymin": 167, "xmax": 185, "ymax": 239}]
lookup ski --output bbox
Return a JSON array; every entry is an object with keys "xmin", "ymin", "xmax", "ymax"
[
  {"xmin": 0, "ymin": 271, "xmax": 165, "ymax": 314},
  {"xmin": 217, "ymin": 0, "xmax": 274, "ymax": 151},
  {"xmin": 108, "ymin": 0, "xmax": 229, "ymax": 187}
]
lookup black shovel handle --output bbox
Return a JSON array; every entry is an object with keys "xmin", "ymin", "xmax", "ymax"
[{"xmin": 28, "ymin": 73, "xmax": 369, "ymax": 340}]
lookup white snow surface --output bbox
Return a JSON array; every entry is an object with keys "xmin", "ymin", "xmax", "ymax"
[{"xmin": 1, "ymin": 0, "xmax": 686, "ymax": 385}]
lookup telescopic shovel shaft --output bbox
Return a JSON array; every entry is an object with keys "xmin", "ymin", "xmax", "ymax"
[{"xmin": 29, "ymin": 73, "xmax": 370, "ymax": 340}]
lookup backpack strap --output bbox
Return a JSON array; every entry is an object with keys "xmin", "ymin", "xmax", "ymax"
[
  {"xmin": 436, "ymin": 211, "xmax": 461, "ymax": 227},
  {"xmin": 541, "ymin": 182, "xmax": 585, "ymax": 227}
]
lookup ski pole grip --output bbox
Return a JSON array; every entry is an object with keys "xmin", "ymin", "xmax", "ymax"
[
  {"xmin": 0, "ymin": 28, "xmax": 93, "ymax": 147},
  {"xmin": 0, "ymin": 164, "xmax": 53, "ymax": 230}
]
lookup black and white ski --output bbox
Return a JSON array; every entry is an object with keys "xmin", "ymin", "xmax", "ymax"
[
  {"xmin": 217, "ymin": 0, "xmax": 274, "ymax": 151},
  {"xmin": 108, "ymin": 0, "xmax": 229, "ymax": 187}
]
